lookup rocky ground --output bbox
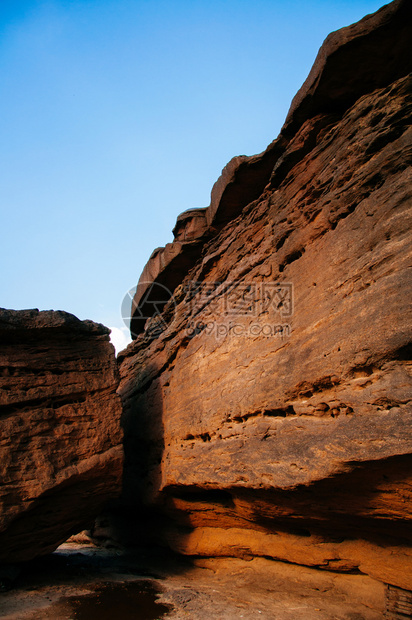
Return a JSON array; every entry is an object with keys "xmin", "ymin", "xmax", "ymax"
[{"xmin": 0, "ymin": 542, "xmax": 387, "ymax": 619}]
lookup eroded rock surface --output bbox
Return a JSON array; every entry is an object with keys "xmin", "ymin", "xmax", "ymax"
[
  {"xmin": 118, "ymin": 0, "xmax": 412, "ymax": 591},
  {"xmin": 0, "ymin": 309, "xmax": 123, "ymax": 563},
  {"xmin": 129, "ymin": 0, "xmax": 412, "ymax": 340}
]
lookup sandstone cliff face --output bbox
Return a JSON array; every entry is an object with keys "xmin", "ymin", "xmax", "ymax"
[
  {"xmin": 129, "ymin": 0, "xmax": 412, "ymax": 339},
  {"xmin": 118, "ymin": 0, "xmax": 412, "ymax": 591},
  {"xmin": 0, "ymin": 309, "xmax": 123, "ymax": 563}
]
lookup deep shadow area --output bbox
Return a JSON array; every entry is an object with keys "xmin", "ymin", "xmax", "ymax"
[
  {"xmin": 0, "ymin": 544, "xmax": 181, "ymax": 619},
  {"xmin": 51, "ymin": 581, "xmax": 171, "ymax": 620},
  {"xmin": 112, "ymin": 359, "xmax": 168, "ymax": 550},
  {"xmin": 162, "ymin": 453, "xmax": 412, "ymax": 549}
]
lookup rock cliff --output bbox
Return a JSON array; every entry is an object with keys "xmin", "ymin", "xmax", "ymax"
[
  {"xmin": 0, "ymin": 309, "xmax": 123, "ymax": 563},
  {"xmin": 129, "ymin": 0, "xmax": 412, "ymax": 339},
  {"xmin": 117, "ymin": 0, "xmax": 412, "ymax": 591}
]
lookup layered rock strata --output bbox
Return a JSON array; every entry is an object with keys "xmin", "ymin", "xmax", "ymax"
[
  {"xmin": 130, "ymin": 0, "xmax": 412, "ymax": 338},
  {"xmin": 118, "ymin": 0, "xmax": 412, "ymax": 591},
  {"xmin": 0, "ymin": 309, "xmax": 123, "ymax": 563}
]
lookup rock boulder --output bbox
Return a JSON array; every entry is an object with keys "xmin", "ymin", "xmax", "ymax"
[{"xmin": 0, "ymin": 309, "xmax": 123, "ymax": 563}]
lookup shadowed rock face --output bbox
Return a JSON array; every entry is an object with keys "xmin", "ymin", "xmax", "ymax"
[
  {"xmin": 130, "ymin": 209, "xmax": 209, "ymax": 339},
  {"xmin": 117, "ymin": 0, "xmax": 412, "ymax": 591},
  {"xmin": 0, "ymin": 309, "xmax": 123, "ymax": 563}
]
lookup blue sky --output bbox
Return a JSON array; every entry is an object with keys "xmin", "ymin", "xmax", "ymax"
[{"xmin": 1, "ymin": 0, "xmax": 386, "ymax": 351}]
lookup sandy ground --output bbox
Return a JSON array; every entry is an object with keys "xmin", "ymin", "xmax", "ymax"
[{"xmin": 0, "ymin": 543, "xmax": 386, "ymax": 619}]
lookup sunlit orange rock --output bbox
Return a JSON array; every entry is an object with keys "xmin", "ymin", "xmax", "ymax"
[{"xmin": 118, "ymin": 0, "xmax": 412, "ymax": 590}]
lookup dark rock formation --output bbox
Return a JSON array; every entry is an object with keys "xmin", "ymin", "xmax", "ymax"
[
  {"xmin": 118, "ymin": 0, "xmax": 412, "ymax": 592},
  {"xmin": 130, "ymin": 210, "xmax": 209, "ymax": 338},
  {"xmin": 0, "ymin": 309, "xmax": 123, "ymax": 563}
]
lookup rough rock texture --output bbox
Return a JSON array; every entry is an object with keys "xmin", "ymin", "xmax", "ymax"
[
  {"xmin": 130, "ymin": 209, "xmax": 208, "ymax": 338},
  {"xmin": 172, "ymin": 208, "xmax": 208, "ymax": 242},
  {"xmin": 129, "ymin": 0, "xmax": 412, "ymax": 339},
  {"xmin": 0, "ymin": 309, "xmax": 123, "ymax": 563},
  {"xmin": 118, "ymin": 0, "xmax": 412, "ymax": 592}
]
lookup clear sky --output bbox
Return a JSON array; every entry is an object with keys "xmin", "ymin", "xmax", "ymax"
[{"xmin": 1, "ymin": 0, "xmax": 386, "ymax": 351}]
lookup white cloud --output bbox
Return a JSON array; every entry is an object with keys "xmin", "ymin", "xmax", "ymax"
[{"xmin": 109, "ymin": 326, "xmax": 132, "ymax": 354}]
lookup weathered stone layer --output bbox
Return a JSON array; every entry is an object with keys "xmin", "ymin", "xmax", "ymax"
[
  {"xmin": 0, "ymin": 309, "xmax": 123, "ymax": 563},
  {"xmin": 129, "ymin": 0, "xmax": 412, "ymax": 339}
]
